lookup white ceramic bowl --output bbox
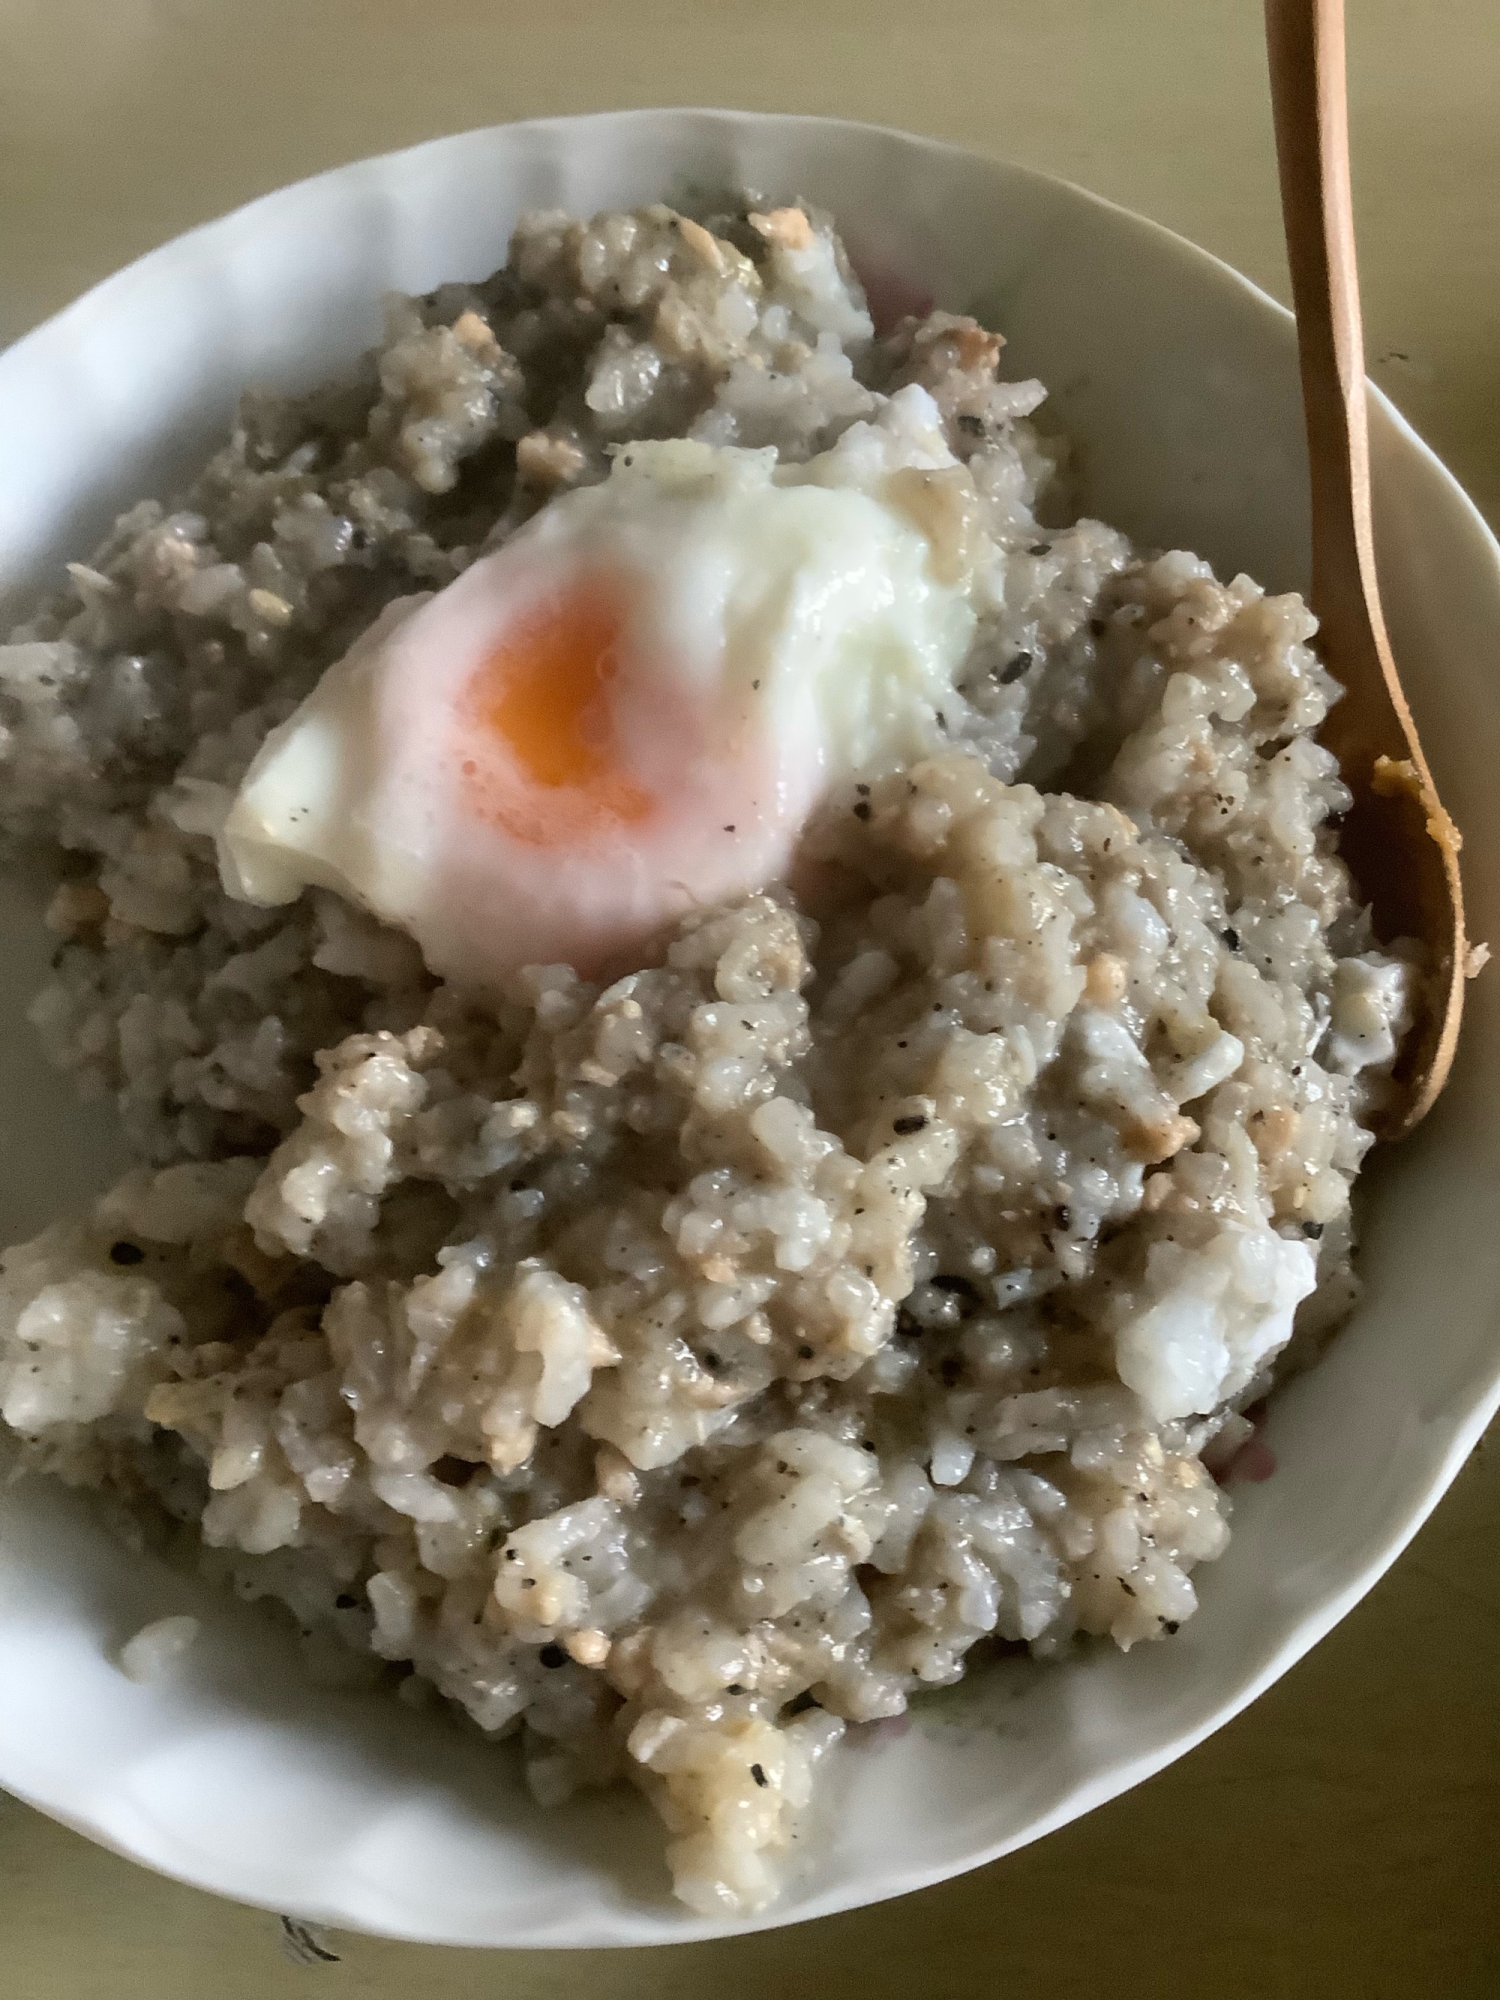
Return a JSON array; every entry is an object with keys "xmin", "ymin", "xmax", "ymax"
[{"xmin": 2, "ymin": 110, "xmax": 1499, "ymax": 1949}]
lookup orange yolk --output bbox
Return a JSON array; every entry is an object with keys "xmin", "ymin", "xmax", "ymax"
[{"xmin": 459, "ymin": 580, "xmax": 654, "ymax": 846}]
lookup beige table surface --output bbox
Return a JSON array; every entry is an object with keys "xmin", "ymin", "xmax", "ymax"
[{"xmin": 2, "ymin": 3, "xmax": 1498, "ymax": 1995}]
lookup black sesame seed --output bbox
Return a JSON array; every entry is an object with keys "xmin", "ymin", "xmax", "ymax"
[
  {"xmin": 1029, "ymin": 543, "xmax": 1049, "ymax": 556},
  {"xmin": 893, "ymin": 1114, "xmax": 927, "ymax": 1135},
  {"xmin": 750, "ymin": 1762, "xmax": 768, "ymax": 1788},
  {"xmin": 997, "ymin": 651, "xmax": 1032, "ymax": 685},
  {"xmin": 108, "ymin": 1241, "xmax": 144, "ymax": 1266},
  {"xmin": 1221, "ymin": 928, "xmax": 1241, "ymax": 951},
  {"xmin": 538, "ymin": 1644, "xmax": 566, "ymax": 1668}
]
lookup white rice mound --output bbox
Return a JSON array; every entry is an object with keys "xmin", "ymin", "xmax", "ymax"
[{"xmin": 0, "ymin": 199, "xmax": 1417, "ymax": 1915}]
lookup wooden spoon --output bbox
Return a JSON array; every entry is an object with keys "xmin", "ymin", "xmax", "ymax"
[{"xmin": 1264, "ymin": 0, "xmax": 1472, "ymax": 1138}]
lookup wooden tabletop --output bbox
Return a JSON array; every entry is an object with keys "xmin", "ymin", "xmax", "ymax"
[{"xmin": 2, "ymin": 3, "xmax": 1497, "ymax": 1994}]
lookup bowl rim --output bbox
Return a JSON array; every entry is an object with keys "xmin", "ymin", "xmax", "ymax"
[{"xmin": 3, "ymin": 105, "xmax": 1499, "ymax": 1949}]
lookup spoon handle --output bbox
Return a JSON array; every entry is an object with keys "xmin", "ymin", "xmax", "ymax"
[{"xmin": 1264, "ymin": 0, "xmax": 1388, "ymax": 701}]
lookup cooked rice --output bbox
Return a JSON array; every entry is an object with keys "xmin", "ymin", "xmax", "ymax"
[
  {"xmin": 117, "ymin": 1612, "xmax": 200, "ymax": 1683},
  {"xmin": 0, "ymin": 198, "xmax": 1415, "ymax": 1914}
]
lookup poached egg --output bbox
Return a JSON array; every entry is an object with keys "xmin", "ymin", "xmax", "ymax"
[{"xmin": 219, "ymin": 413, "xmax": 978, "ymax": 989}]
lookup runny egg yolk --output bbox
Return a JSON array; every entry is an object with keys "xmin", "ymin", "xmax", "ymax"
[{"xmin": 459, "ymin": 581, "xmax": 653, "ymax": 847}]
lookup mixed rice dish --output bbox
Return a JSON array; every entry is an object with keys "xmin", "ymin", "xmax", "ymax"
[{"xmin": 0, "ymin": 198, "xmax": 1418, "ymax": 1913}]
